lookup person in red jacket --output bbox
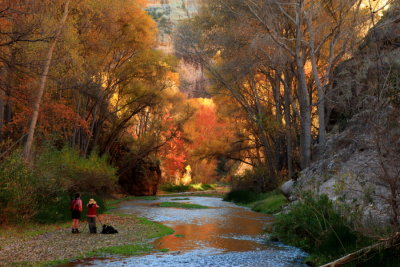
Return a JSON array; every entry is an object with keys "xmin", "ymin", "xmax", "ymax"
[
  {"xmin": 70, "ymin": 193, "xmax": 83, "ymax": 233},
  {"xmin": 87, "ymin": 199, "xmax": 100, "ymax": 233}
]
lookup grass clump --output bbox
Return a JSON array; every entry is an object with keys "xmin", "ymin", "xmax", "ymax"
[
  {"xmin": 223, "ymin": 189, "xmax": 286, "ymax": 214},
  {"xmin": 137, "ymin": 217, "xmax": 175, "ymax": 238},
  {"xmin": 135, "ymin": 196, "xmax": 159, "ymax": 200},
  {"xmin": 159, "ymin": 183, "xmax": 217, "ymax": 193},
  {"xmin": 165, "ymin": 193, "xmax": 225, "ymax": 198},
  {"xmin": 223, "ymin": 189, "xmax": 263, "ymax": 204},
  {"xmin": 272, "ymin": 193, "xmax": 372, "ymax": 265},
  {"xmin": 88, "ymin": 244, "xmax": 152, "ymax": 256},
  {"xmin": 159, "ymin": 184, "xmax": 190, "ymax": 193},
  {"xmin": 159, "ymin": 202, "xmax": 209, "ymax": 209},
  {"xmin": 250, "ymin": 193, "xmax": 287, "ymax": 214},
  {"xmin": 190, "ymin": 183, "xmax": 216, "ymax": 191},
  {"xmin": 171, "ymin": 198, "xmax": 190, "ymax": 200}
]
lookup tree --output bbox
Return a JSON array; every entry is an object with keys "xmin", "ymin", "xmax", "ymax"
[
  {"xmin": 183, "ymin": 100, "xmax": 234, "ymax": 183},
  {"xmin": 174, "ymin": 2, "xmax": 294, "ymax": 181},
  {"xmin": 0, "ymin": 0, "xmax": 56, "ymax": 143},
  {"xmin": 175, "ymin": 0, "xmax": 381, "ymax": 178},
  {"xmin": 23, "ymin": 0, "xmax": 71, "ymax": 161}
]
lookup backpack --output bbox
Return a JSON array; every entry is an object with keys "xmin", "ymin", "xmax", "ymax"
[
  {"xmin": 101, "ymin": 224, "xmax": 118, "ymax": 234},
  {"xmin": 70, "ymin": 199, "xmax": 80, "ymax": 211}
]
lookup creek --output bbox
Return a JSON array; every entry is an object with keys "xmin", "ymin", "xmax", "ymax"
[{"xmin": 65, "ymin": 196, "xmax": 307, "ymax": 266}]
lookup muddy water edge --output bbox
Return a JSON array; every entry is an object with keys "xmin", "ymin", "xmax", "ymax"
[{"xmin": 61, "ymin": 196, "xmax": 308, "ymax": 267}]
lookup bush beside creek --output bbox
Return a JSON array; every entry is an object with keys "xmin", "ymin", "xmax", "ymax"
[
  {"xmin": 272, "ymin": 194, "xmax": 400, "ymax": 266},
  {"xmin": 0, "ymin": 147, "xmax": 116, "ymax": 225},
  {"xmin": 159, "ymin": 183, "xmax": 217, "ymax": 193},
  {"xmin": 224, "ymin": 189, "xmax": 400, "ymax": 266},
  {"xmin": 223, "ymin": 189, "xmax": 287, "ymax": 214}
]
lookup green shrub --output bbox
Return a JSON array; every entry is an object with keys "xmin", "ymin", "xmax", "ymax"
[
  {"xmin": 224, "ymin": 190, "xmax": 286, "ymax": 214},
  {"xmin": 250, "ymin": 193, "xmax": 287, "ymax": 214},
  {"xmin": 232, "ymin": 166, "xmax": 278, "ymax": 192},
  {"xmin": 272, "ymin": 194, "xmax": 371, "ymax": 265},
  {"xmin": 36, "ymin": 146, "xmax": 118, "ymax": 195},
  {"xmin": 223, "ymin": 189, "xmax": 262, "ymax": 204},
  {"xmin": 199, "ymin": 183, "xmax": 216, "ymax": 190},
  {"xmin": 34, "ymin": 193, "xmax": 106, "ymax": 224},
  {"xmin": 159, "ymin": 183, "xmax": 190, "ymax": 193},
  {"xmin": 189, "ymin": 183, "xmax": 216, "ymax": 191},
  {"xmin": 0, "ymin": 152, "xmax": 39, "ymax": 224},
  {"xmin": 33, "ymin": 147, "xmax": 115, "ymax": 223},
  {"xmin": 0, "ymin": 146, "xmax": 117, "ymax": 225},
  {"xmin": 159, "ymin": 202, "xmax": 209, "ymax": 209},
  {"xmin": 160, "ymin": 183, "xmax": 216, "ymax": 193}
]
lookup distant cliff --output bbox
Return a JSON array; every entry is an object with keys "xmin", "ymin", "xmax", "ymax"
[{"xmin": 146, "ymin": 0, "xmax": 209, "ymax": 98}]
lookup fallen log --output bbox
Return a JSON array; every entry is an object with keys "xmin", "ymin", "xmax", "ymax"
[{"xmin": 320, "ymin": 232, "xmax": 400, "ymax": 267}]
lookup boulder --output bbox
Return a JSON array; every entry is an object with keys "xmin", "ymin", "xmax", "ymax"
[
  {"xmin": 118, "ymin": 159, "xmax": 161, "ymax": 196},
  {"xmin": 280, "ymin": 179, "xmax": 295, "ymax": 199}
]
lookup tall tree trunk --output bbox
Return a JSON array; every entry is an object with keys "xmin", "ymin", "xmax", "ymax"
[
  {"xmin": 272, "ymin": 72, "xmax": 284, "ymax": 171},
  {"xmin": 4, "ymin": 51, "xmax": 16, "ymax": 129},
  {"xmin": 272, "ymin": 72, "xmax": 283, "ymax": 124},
  {"xmin": 295, "ymin": 0, "xmax": 311, "ymax": 169},
  {"xmin": 267, "ymin": 71, "xmax": 284, "ymax": 171},
  {"xmin": 252, "ymin": 83, "xmax": 276, "ymax": 180},
  {"xmin": 297, "ymin": 64, "xmax": 311, "ymax": 169},
  {"xmin": 0, "ymin": 90, "xmax": 3, "ymax": 143},
  {"xmin": 283, "ymin": 72, "xmax": 294, "ymax": 179},
  {"xmin": 84, "ymin": 104, "xmax": 98, "ymax": 156},
  {"xmin": 23, "ymin": 0, "xmax": 71, "ymax": 161},
  {"xmin": 0, "ymin": 66, "xmax": 6, "ymax": 143},
  {"xmin": 307, "ymin": 14, "xmax": 326, "ymax": 146}
]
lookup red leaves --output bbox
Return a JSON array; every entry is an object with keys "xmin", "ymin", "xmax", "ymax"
[
  {"xmin": 160, "ymin": 120, "xmax": 187, "ymax": 179},
  {"xmin": 4, "ymin": 83, "xmax": 88, "ymax": 140}
]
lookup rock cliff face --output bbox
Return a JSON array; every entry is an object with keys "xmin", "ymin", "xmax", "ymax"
[
  {"xmin": 287, "ymin": 6, "xmax": 400, "ymax": 228},
  {"xmin": 146, "ymin": 0, "xmax": 209, "ymax": 98}
]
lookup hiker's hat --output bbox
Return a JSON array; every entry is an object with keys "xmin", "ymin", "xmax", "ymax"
[{"xmin": 88, "ymin": 199, "xmax": 96, "ymax": 205}]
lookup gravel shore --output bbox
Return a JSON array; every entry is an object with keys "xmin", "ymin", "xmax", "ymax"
[{"xmin": 0, "ymin": 214, "xmax": 169, "ymax": 266}]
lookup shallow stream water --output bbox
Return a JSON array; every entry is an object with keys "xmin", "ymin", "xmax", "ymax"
[{"xmin": 65, "ymin": 196, "xmax": 307, "ymax": 267}]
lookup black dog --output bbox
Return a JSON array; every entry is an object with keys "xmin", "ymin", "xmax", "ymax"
[{"xmin": 101, "ymin": 224, "xmax": 118, "ymax": 234}]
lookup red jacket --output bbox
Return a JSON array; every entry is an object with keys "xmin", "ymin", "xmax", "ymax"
[{"xmin": 87, "ymin": 204, "xmax": 99, "ymax": 217}]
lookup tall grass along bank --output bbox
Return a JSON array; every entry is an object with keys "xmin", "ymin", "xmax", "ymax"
[
  {"xmin": 223, "ymin": 189, "xmax": 287, "ymax": 214},
  {"xmin": 271, "ymin": 194, "xmax": 400, "ymax": 266}
]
